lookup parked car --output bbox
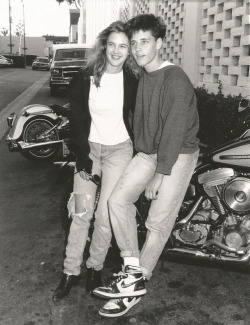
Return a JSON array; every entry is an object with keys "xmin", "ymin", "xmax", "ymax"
[
  {"xmin": 0, "ymin": 55, "xmax": 13, "ymax": 67},
  {"xmin": 49, "ymin": 44, "xmax": 92, "ymax": 95},
  {"xmin": 32, "ymin": 57, "xmax": 50, "ymax": 71}
]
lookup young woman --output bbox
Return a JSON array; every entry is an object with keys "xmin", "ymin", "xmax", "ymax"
[{"xmin": 53, "ymin": 21, "xmax": 139, "ymax": 301}]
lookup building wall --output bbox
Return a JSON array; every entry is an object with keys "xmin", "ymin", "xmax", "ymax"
[
  {"xmin": 84, "ymin": 0, "xmax": 122, "ymax": 46},
  {"xmin": 75, "ymin": 0, "xmax": 135, "ymax": 46},
  {"xmin": 198, "ymin": 0, "xmax": 250, "ymax": 96},
  {"xmin": 120, "ymin": 0, "xmax": 131, "ymax": 21},
  {"xmin": 135, "ymin": 0, "xmax": 157, "ymax": 15},
  {"xmin": 69, "ymin": 9, "xmax": 80, "ymax": 43},
  {"xmin": 132, "ymin": 0, "xmax": 250, "ymax": 97},
  {"xmin": 70, "ymin": 25, "xmax": 78, "ymax": 43},
  {"xmin": 0, "ymin": 36, "xmax": 47, "ymax": 57}
]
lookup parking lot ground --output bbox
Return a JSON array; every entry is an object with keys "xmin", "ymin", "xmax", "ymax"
[{"xmin": 1, "ymin": 132, "xmax": 250, "ymax": 324}]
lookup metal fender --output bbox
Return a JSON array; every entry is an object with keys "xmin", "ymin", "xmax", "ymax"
[{"xmin": 7, "ymin": 104, "xmax": 58, "ymax": 140}]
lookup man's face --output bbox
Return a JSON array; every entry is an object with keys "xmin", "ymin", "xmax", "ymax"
[{"xmin": 130, "ymin": 30, "xmax": 162, "ymax": 72}]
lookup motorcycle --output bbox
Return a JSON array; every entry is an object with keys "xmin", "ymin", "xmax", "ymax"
[
  {"xmin": 55, "ymin": 95, "xmax": 250, "ymax": 268},
  {"xmin": 164, "ymin": 95, "xmax": 250, "ymax": 265},
  {"xmin": 5, "ymin": 104, "xmax": 70, "ymax": 161}
]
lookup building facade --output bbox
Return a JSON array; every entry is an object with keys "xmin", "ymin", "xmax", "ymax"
[
  {"xmin": 74, "ymin": 0, "xmax": 123, "ymax": 46},
  {"xmin": 131, "ymin": 0, "xmax": 250, "ymax": 96},
  {"xmin": 0, "ymin": 36, "xmax": 47, "ymax": 57}
]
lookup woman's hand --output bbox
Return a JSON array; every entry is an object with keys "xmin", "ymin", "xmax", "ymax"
[
  {"xmin": 145, "ymin": 172, "xmax": 164, "ymax": 200},
  {"xmin": 78, "ymin": 170, "xmax": 91, "ymax": 181}
]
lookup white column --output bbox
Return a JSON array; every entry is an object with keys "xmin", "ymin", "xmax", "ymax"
[
  {"xmin": 182, "ymin": 1, "xmax": 202, "ymax": 86},
  {"xmin": 78, "ymin": 2, "xmax": 86, "ymax": 44},
  {"xmin": 85, "ymin": 0, "xmax": 120, "ymax": 46}
]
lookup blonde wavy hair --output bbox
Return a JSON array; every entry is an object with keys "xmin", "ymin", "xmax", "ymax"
[{"xmin": 84, "ymin": 20, "xmax": 140, "ymax": 87}]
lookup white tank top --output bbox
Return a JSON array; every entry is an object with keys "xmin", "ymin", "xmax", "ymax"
[{"xmin": 88, "ymin": 71, "xmax": 130, "ymax": 145}]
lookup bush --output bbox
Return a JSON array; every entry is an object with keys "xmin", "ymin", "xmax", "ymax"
[{"xmin": 195, "ymin": 84, "xmax": 242, "ymax": 148}]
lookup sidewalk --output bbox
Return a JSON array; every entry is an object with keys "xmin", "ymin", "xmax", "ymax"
[{"xmin": 0, "ymin": 68, "xmax": 50, "ymax": 139}]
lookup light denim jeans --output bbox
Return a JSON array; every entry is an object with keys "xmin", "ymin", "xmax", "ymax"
[
  {"xmin": 63, "ymin": 139, "xmax": 133, "ymax": 275},
  {"xmin": 108, "ymin": 150, "xmax": 199, "ymax": 279}
]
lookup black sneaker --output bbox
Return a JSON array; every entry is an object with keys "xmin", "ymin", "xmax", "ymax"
[
  {"xmin": 93, "ymin": 265, "xmax": 146, "ymax": 299},
  {"xmin": 99, "ymin": 296, "xmax": 141, "ymax": 317}
]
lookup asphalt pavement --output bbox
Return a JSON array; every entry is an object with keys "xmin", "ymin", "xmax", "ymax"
[{"xmin": 0, "ymin": 68, "xmax": 250, "ymax": 325}]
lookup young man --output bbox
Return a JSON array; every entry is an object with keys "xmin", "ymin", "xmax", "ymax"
[{"xmin": 93, "ymin": 14, "xmax": 200, "ymax": 317}]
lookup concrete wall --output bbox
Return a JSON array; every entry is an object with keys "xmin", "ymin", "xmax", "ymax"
[
  {"xmin": 0, "ymin": 36, "xmax": 47, "ymax": 57},
  {"xmin": 197, "ymin": 0, "xmax": 250, "ymax": 96},
  {"xmin": 133, "ymin": 0, "xmax": 250, "ymax": 97}
]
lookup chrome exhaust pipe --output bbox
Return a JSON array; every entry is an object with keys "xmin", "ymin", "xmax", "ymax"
[
  {"xmin": 203, "ymin": 239, "xmax": 246, "ymax": 255},
  {"xmin": 18, "ymin": 140, "xmax": 63, "ymax": 151},
  {"xmin": 165, "ymin": 247, "xmax": 250, "ymax": 264}
]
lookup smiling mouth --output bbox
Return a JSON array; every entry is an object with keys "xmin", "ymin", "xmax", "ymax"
[{"xmin": 111, "ymin": 55, "xmax": 121, "ymax": 59}]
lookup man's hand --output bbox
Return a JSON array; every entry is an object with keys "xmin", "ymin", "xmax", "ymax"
[{"xmin": 145, "ymin": 172, "xmax": 164, "ymax": 200}]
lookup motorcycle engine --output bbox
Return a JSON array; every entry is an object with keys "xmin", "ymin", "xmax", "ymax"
[
  {"xmin": 223, "ymin": 177, "xmax": 250, "ymax": 214},
  {"xmin": 223, "ymin": 214, "xmax": 250, "ymax": 250},
  {"xmin": 197, "ymin": 169, "xmax": 250, "ymax": 250},
  {"xmin": 173, "ymin": 200, "xmax": 215, "ymax": 245}
]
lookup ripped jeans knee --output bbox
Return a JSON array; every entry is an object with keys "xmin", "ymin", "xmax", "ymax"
[{"xmin": 67, "ymin": 192, "xmax": 93, "ymax": 219}]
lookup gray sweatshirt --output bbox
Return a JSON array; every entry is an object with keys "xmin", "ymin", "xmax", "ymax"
[{"xmin": 133, "ymin": 65, "xmax": 200, "ymax": 175}]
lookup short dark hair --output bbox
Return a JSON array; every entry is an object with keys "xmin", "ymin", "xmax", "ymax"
[{"xmin": 126, "ymin": 14, "xmax": 166, "ymax": 40}]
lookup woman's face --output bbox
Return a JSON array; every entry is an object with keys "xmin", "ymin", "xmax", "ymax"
[{"xmin": 105, "ymin": 32, "xmax": 129, "ymax": 73}]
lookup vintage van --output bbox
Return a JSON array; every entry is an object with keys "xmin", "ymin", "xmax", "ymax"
[{"xmin": 49, "ymin": 44, "xmax": 92, "ymax": 95}]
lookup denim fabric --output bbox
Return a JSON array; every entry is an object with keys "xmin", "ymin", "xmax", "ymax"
[
  {"xmin": 63, "ymin": 139, "xmax": 133, "ymax": 275},
  {"xmin": 108, "ymin": 150, "xmax": 199, "ymax": 279}
]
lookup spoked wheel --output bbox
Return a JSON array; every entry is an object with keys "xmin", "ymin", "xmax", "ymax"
[{"xmin": 21, "ymin": 118, "xmax": 59, "ymax": 161}]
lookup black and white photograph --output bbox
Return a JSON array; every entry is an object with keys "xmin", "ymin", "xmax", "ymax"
[{"xmin": 0, "ymin": 1, "xmax": 250, "ymax": 324}]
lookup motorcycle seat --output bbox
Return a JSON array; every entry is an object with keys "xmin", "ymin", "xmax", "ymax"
[{"xmin": 49, "ymin": 104, "xmax": 71, "ymax": 118}]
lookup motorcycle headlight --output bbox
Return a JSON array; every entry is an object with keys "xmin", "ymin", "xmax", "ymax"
[{"xmin": 51, "ymin": 68, "xmax": 60, "ymax": 74}]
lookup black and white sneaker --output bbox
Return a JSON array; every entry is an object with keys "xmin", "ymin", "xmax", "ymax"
[
  {"xmin": 99, "ymin": 296, "xmax": 141, "ymax": 317},
  {"xmin": 93, "ymin": 265, "xmax": 146, "ymax": 299}
]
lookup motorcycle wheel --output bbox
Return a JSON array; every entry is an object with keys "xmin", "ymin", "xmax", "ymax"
[{"xmin": 21, "ymin": 118, "xmax": 59, "ymax": 161}]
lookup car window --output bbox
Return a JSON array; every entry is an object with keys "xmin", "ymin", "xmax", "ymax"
[
  {"xmin": 54, "ymin": 48, "xmax": 92, "ymax": 61},
  {"xmin": 36, "ymin": 58, "xmax": 49, "ymax": 63}
]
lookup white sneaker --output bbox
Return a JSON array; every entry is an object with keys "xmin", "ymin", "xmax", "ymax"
[
  {"xmin": 99, "ymin": 296, "xmax": 141, "ymax": 317},
  {"xmin": 93, "ymin": 265, "xmax": 147, "ymax": 299}
]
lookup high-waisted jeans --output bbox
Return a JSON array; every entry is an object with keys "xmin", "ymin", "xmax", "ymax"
[
  {"xmin": 63, "ymin": 139, "xmax": 133, "ymax": 275},
  {"xmin": 108, "ymin": 150, "xmax": 199, "ymax": 279}
]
